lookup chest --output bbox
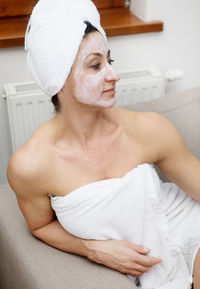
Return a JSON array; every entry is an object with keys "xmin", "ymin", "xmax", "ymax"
[{"xmin": 49, "ymin": 133, "xmax": 156, "ymax": 197}]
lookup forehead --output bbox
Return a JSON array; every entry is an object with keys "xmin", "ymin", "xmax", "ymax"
[{"xmin": 78, "ymin": 31, "xmax": 108, "ymax": 59}]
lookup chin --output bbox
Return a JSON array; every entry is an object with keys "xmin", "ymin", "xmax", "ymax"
[
  {"xmin": 80, "ymin": 97, "xmax": 116, "ymax": 109},
  {"xmin": 99, "ymin": 98, "xmax": 116, "ymax": 109},
  {"xmin": 106, "ymin": 99, "xmax": 116, "ymax": 108}
]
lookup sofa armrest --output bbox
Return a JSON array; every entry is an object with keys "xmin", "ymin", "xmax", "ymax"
[{"xmin": 0, "ymin": 184, "xmax": 136, "ymax": 289}]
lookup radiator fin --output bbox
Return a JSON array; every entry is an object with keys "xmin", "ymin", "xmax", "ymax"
[
  {"xmin": 4, "ymin": 87, "xmax": 53, "ymax": 151},
  {"xmin": 116, "ymin": 67, "xmax": 165, "ymax": 106}
]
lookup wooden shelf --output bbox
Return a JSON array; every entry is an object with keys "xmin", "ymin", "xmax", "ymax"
[
  {"xmin": 100, "ymin": 7, "xmax": 163, "ymax": 37},
  {"xmin": 0, "ymin": 8, "xmax": 163, "ymax": 48},
  {"xmin": 0, "ymin": 16, "xmax": 28, "ymax": 48}
]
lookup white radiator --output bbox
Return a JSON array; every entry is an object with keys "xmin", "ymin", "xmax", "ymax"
[
  {"xmin": 3, "ymin": 67, "xmax": 165, "ymax": 151},
  {"xmin": 116, "ymin": 67, "xmax": 165, "ymax": 106},
  {"xmin": 3, "ymin": 82, "xmax": 54, "ymax": 151}
]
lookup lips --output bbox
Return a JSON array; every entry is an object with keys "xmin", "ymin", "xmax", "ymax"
[{"xmin": 103, "ymin": 87, "xmax": 115, "ymax": 93}]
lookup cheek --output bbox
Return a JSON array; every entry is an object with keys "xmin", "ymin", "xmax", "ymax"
[
  {"xmin": 84, "ymin": 68, "xmax": 106, "ymax": 94},
  {"xmin": 73, "ymin": 72, "xmax": 85, "ymax": 94}
]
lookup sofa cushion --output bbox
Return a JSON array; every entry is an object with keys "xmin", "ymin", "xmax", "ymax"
[{"xmin": 0, "ymin": 184, "xmax": 136, "ymax": 289}]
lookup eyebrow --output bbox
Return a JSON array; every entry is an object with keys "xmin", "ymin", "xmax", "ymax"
[{"xmin": 85, "ymin": 50, "xmax": 111, "ymax": 60}]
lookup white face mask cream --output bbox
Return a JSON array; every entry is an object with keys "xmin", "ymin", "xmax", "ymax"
[{"xmin": 70, "ymin": 32, "xmax": 120, "ymax": 108}]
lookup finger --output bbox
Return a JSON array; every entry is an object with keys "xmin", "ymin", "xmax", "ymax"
[
  {"xmin": 138, "ymin": 248, "xmax": 151, "ymax": 255},
  {"xmin": 127, "ymin": 270, "xmax": 144, "ymax": 277},
  {"xmin": 136, "ymin": 255, "xmax": 162, "ymax": 267},
  {"xmin": 133, "ymin": 264, "xmax": 151, "ymax": 273},
  {"xmin": 130, "ymin": 243, "xmax": 150, "ymax": 255}
]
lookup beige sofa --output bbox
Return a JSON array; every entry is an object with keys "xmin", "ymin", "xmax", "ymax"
[{"xmin": 0, "ymin": 87, "xmax": 200, "ymax": 289}]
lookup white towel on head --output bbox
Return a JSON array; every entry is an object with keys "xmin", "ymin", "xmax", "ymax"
[
  {"xmin": 50, "ymin": 164, "xmax": 191, "ymax": 289},
  {"xmin": 25, "ymin": 0, "xmax": 106, "ymax": 97}
]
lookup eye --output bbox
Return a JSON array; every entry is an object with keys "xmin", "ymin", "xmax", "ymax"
[
  {"xmin": 89, "ymin": 63, "xmax": 101, "ymax": 70},
  {"xmin": 108, "ymin": 59, "xmax": 114, "ymax": 65}
]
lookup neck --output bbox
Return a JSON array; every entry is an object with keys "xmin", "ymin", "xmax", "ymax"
[{"xmin": 52, "ymin": 102, "xmax": 118, "ymax": 149}]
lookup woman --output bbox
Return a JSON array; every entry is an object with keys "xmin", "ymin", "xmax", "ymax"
[{"xmin": 7, "ymin": 0, "xmax": 200, "ymax": 288}]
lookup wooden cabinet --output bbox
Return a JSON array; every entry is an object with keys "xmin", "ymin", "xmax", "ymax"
[
  {"xmin": 0, "ymin": 0, "xmax": 35, "ymax": 17},
  {"xmin": 0, "ymin": 0, "xmax": 125, "ymax": 17},
  {"xmin": 92, "ymin": 0, "xmax": 125, "ymax": 9},
  {"xmin": 0, "ymin": 0, "xmax": 163, "ymax": 48}
]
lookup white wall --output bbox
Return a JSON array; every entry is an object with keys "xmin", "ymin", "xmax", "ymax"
[
  {"xmin": 0, "ymin": 0, "xmax": 200, "ymax": 184},
  {"xmin": 108, "ymin": 0, "xmax": 200, "ymax": 94}
]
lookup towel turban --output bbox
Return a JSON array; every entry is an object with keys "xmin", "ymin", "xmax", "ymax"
[{"xmin": 25, "ymin": 0, "xmax": 106, "ymax": 97}]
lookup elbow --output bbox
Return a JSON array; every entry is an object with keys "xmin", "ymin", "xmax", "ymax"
[
  {"xmin": 31, "ymin": 228, "xmax": 41, "ymax": 239},
  {"xmin": 30, "ymin": 223, "xmax": 48, "ymax": 239}
]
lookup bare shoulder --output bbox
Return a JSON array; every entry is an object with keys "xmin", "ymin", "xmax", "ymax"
[
  {"xmin": 8, "ymin": 143, "xmax": 41, "ymax": 179},
  {"xmin": 105, "ymin": 107, "xmax": 172, "ymax": 134},
  {"xmin": 110, "ymin": 108, "xmax": 161, "ymax": 129},
  {"xmin": 134, "ymin": 111, "xmax": 175, "ymax": 131},
  {"xmin": 7, "ymin": 135, "xmax": 51, "ymax": 199},
  {"xmin": 107, "ymin": 107, "xmax": 181, "ymax": 134},
  {"xmin": 107, "ymin": 107, "xmax": 163, "ymax": 124},
  {"xmin": 137, "ymin": 111, "xmax": 183, "ymax": 140},
  {"xmin": 115, "ymin": 108, "xmax": 186, "ymax": 156},
  {"xmin": 134, "ymin": 111, "xmax": 188, "ymax": 159}
]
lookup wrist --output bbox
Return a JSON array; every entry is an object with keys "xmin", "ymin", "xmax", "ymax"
[{"xmin": 82, "ymin": 239, "xmax": 101, "ymax": 262}]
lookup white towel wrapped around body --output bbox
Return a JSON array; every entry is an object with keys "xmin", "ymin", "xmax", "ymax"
[{"xmin": 50, "ymin": 163, "xmax": 199, "ymax": 289}]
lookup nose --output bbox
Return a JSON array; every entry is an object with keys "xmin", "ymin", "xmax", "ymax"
[{"xmin": 105, "ymin": 64, "xmax": 120, "ymax": 82}]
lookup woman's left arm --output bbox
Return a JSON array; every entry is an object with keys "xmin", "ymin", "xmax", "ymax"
[{"xmin": 153, "ymin": 113, "xmax": 200, "ymax": 201}]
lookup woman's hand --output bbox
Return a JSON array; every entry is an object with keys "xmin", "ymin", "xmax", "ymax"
[{"xmin": 84, "ymin": 239, "xmax": 161, "ymax": 277}]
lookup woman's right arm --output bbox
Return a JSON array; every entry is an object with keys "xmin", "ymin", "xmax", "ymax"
[
  {"xmin": 7, "ymin": 148, "xmax": 160, "ymax": 277},
  {"xmin": 30, "ymin": 218, "xmax": 160, "ymax": 278}
]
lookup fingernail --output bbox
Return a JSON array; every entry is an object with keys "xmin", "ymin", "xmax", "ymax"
[{"xmin": 142, "ymin": 248, "xmax": 150, "ymax": 253}]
